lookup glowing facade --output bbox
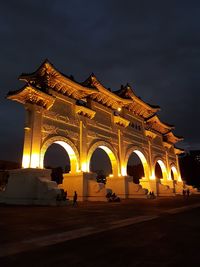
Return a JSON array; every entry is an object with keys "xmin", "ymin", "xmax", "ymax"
[{"xmin": 7, "ymin": 60, "xmax": 185, "ymax": 198}]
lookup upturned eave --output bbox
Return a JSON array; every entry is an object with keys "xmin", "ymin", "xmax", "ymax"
[
  {"xmin": 145, "ymin": 115, "xmax": 174, "ymax": 134},
  {"xmin": 7, "ymin": 84, "xmax": 55, "ymax": 110},
  {"xmin": 163, "ymin": 131, "xmax": 184, "ymax": 144}
]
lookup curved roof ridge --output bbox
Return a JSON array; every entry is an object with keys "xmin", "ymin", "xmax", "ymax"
[
  {"xmin": 146, "ymin": 114, "xmax": 174, "ymax": 129},
  {"xmin": 114, "ymin": 83, "xmax": 160, "ymax": 112}
]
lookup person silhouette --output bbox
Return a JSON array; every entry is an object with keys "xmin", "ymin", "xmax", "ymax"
[
  {"xmin": 182, "ymin": 189, "xmax": 186, "ymax": 198},
  {"xmin": 73, "ymin": 191, "xmax": 78, "ymax": 206},
  {"xmin": 186, "ymin": 188, "xmax": 190, "ymax": 197}
]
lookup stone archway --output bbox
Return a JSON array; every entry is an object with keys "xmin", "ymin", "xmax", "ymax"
[
  {"xmin": 40, "ymin": 136, "xmax": 79, "ymax": 174},
  {"xmin": 154, "ymin": 159, "xmax": 168, "ymax": 180},
  {"xmin": 87, "ymin": 140, "xmax": 119, "ymax": 177},
  {"xmin": 124, "ymin": 147, "xmax": 150, "ymax": 179},
  {"xmin": 170, "ymin": 165, "xmax": 179, "ymax": 181}
]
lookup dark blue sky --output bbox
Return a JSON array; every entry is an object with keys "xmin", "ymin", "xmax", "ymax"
[{"xmin": 1, "ymin": 0, "xmax": 200, "ymax": 163}]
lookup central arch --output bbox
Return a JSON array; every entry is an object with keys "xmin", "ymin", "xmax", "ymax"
[
  {"xmin": 124, "ymin": 147, "xmax": 150, "ymax": 179},
  {"xmin": 87, "ymin": 141, "xmax": 119, "ymax": 177},
  {"xmin": 40, "ymin": 136, "xmax": 79, "ymax": 173}
]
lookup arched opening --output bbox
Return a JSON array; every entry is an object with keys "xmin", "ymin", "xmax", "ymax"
[
  {"xmin": 155, "ymin": 160, "xmax": 167, "ymax": 181},
  {"xmin": 42, "ymin": 141, "xmax": 79, "ymax": 184},
  {"xmin": 44, "ymin": 143, "xmax": 70, "ymax": 172},
  {"xmin": 127, "ymin": 152, "xmax": 145, "ymax": 184},
  {"xmin": 155, "ymin": 162, "xmax": 163, "ymax": 179},
  {"xmin": 171, "ymin": 166, "xmax": 178, "ymax": 181},
  {"xmin": 40, "ymin": 137, "xmax": 79, "ymax": 174},
  {"xmin": 124, "ymin": 149, "xmax": 149, "ymax": 179},
  {"xmin": 90, "ymin": 148, "xmax": 112, "ymax": 183},
  {"xmin": 87, "ymin": 142, "xmax": 119, "ymax": 180}
]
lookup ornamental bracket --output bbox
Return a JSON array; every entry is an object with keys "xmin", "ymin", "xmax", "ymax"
[
  {"xmin": 75, "ymin": 105, "xmax": 96, "ymax": 119},
  {"xmin": 114, "ymin": 115, "xmax": 130, "ymax": 127}
]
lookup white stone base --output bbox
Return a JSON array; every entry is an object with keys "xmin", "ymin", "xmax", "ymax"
[
  {"xmin": 174, "ymin": 181, "xmax": 184, "ymax": 194},
  {"xmin": 106, "ymin": 176, "xmax": 148, "ymax": 199},
  {"xmin": 174, "ymin": 181, "xmax": 200, "ymax": 195},
  {"xmin": 127, "ymin": 176, "xmax": 148, "ymax": 198},
  {"xmin": 139, "ymin": 178, "xmax": 158, "ymax": 195},
  {"xmin": 158, "ymin": 180, "xmax": 175, "ymax": 196},
  {"xmin": 140, "ymin": 178, "xmax": 175, "ymax": 196},
  {"xmin": 185, "ymin": 184, "xmax": 199, "ymax": 194},
  {"xmin": 0, "ymin": 168, "xmax": 62, "ymax": 205},
  {"xmin": 62, "ymin": 172, "xmax": 107, "ymax": 201},
  {"xmin": 160, "ymin": 179, "xmax": 175, "ymax": 191},
  {"xmin": 106, "ymin": 176, "xmax": 128, "ymax": 199}
]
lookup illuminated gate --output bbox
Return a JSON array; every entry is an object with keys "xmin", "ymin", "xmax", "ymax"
[{"xmin": 7, "ymin": 60, "xmax": 184, "ymax": 197}]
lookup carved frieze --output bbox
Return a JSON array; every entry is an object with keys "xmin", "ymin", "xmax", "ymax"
[
  {"xmin": 42, "ymin": 124, "xmax": 57, "ymax": 135},
  {"xmin": 87, "ymin": 131, "xmax": 97, "ymax": 138},
  {"xmin": 43, "ymin": 110, "xmax": 70, "ymax": 124},
  {"xmin": 42, "ymin": 123, "xmax": 79, "ymax": 141},
  {"xmin": 57, "ymin": 128, "xmax": 69, "ymax": 136}
]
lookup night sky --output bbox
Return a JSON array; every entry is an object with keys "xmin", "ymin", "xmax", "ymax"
[{"xmin": 1, "ymin": 0, "xmax": 200, "ymax": 164}]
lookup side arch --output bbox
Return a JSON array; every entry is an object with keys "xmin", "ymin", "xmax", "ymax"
[
  {"xmin": 124, "ymin": 146, "xmax": 150, "ymax": 179},
  {"xmin": 153, "ymin": 158, "xmax": 168, "ymax": 180},
  {"xmin": 40, "ymin": 135, "xmax": 80, "ymax": 173},
  {"xmin": 87, "ymin": 140, "xmax": 119, "ymax": 177},
  {"xmin": 170, "ymin": 164, "xmax": 179, "ymax": 181}
]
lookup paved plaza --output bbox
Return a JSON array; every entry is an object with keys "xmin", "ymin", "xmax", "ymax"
[{"xmin": 0, "ymin": 195, "xmax": 200, "ymax": 266}]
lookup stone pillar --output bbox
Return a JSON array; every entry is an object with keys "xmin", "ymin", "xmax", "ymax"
[
  {"xmin": 22, "ymin": 104, "xmax": 43, "ymax": 168},
  {"xmin": 147, "ymin": 138, "xmax": 154, "ymax": 179},
  {"xmin": 140, "ymin": 138, "xmax": 158, "ymax": 195},
  {"xmin": 106, "ymin": 176, "xmax": 129, "ymax": 199},
  {"xmin": 62, "ymin": 172, "xmax": 107, "ymax": 201},
  {"xmin": 165, "ymin": 149, "xmax": 170, "ymax": 179},
  {"xmin": 22, "ymin": 106, "xmax": 32, "ymax": 168},
  {"xmin": 175, "ymin": 154, "xmax": 182, "ymax": 181},
  {"xmin": 160, "ymin": 149, "xmax": 175, "ymax": 191},
  {"xmin": 79, "ymin": 120, "xmax": 88, "ymax": 172},
  {"xmin": 118, "ymin": 128, "xmax": 126, "ymax": 176}
]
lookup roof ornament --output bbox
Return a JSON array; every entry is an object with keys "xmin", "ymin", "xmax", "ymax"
[{"xmin": 125, "ymin": 83, "xmax": 131, "ymax": 90}]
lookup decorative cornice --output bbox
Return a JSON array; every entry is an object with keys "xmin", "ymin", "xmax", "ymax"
[
  {"xmin": 164, "ymin": 131, "xmax": 184, "ymax": 144},
  {"xmin": 174, "ymin": 147, "xmax": 185, "ymax": 155},
  {"xmin": 144, "ymin": 130, "xmax": 157, "ymax": 139},
  {"xmin": 75, "ymin": 105, "xmax": 96, "ymax": 119},
  {"xmin": 114, "ymin": 84, "xmax": 160, "ymax": 119},
  {"xmin": 7, "ymin": 85, "xmax": 55, "ymax": 110},
  {"xmin": 163, "ymin": 141, "xmax": 172, "ymax": 149},
  {"xmin": 145, "ymin": 115, "xmax": 174, "ymax": 135},
  {"xmin": 17, "ymin": 60, "xmax": 160, "ymax": 117},
  {"xmin": 19, "ymin": 60, "xmax": 98, "ymax": 100},
  {"xmin": 8, "ymin": 60, "xmax": 181, "ymax": 141},
  {"xmin": 114, "ymin": 115, "xmax": 130, "ymax": 127}
]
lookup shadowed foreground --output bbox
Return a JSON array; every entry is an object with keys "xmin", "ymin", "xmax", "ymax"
[{"xmin": 0, "ymin": 196, "xmax": 200, "ymax": 266}]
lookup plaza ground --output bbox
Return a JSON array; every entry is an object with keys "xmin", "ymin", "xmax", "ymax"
[{"xmin": 0, "ymin": 195, "xmax": 200, "ymax": 266}]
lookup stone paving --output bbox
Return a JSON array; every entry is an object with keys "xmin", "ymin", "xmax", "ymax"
[{"xmin": 0, "ymin": 195, "xmax": 200, "ymax": 266}]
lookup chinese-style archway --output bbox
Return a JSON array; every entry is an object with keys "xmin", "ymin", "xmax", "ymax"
[{"xmin": 7, "ymin": 60, "xmax": 184, "ymax": 199}]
